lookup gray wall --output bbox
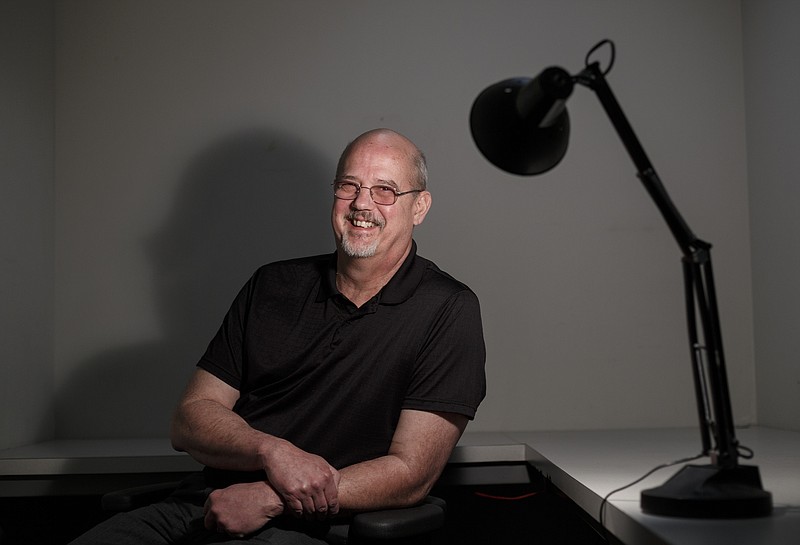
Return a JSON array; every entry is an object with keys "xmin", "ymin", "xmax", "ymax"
[
  {"xmin": 1, "ymin": 1, "xmax": 55, "ymax": 448},
  {"xmin": 2, "ymin": 0, "xmax": 798, "ymax": 448},
  {"xmin": 743, "ymin": 0, "xmax": 800, "ymax": 430}
]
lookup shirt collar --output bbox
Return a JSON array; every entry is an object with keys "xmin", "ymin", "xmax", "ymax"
[{"xmin": 317, "ymin": 241, "xmax": 424, "ymax": 305}]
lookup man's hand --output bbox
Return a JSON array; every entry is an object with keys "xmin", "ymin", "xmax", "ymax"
[
  {"xmin": 204, "ymin": 481, "xmax": 285, "ymax": 537},
  {"xmin": 262, "ymin": 439, "xmax": 341, "ymax": 519}
]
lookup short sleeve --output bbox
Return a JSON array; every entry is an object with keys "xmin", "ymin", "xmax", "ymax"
[
  {"xmin": 403, "ymin": 288, "xmax": 486, "ymax": 418},
  {"xmin": 196, "ymin": 276, "xmax": 254, "ymax": 390}
]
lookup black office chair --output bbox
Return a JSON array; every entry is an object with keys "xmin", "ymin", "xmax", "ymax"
[{"xmin": 102, "ymin": 482, "xmax": 445, "ymax": 544}]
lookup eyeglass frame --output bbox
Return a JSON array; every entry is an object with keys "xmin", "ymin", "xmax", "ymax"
[{"xmin": 332, "ymin": 180, "xmax": 423, "ymax": 205}]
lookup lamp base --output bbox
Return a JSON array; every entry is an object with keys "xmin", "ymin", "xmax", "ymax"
[{"xmin": 640, "ymin": 464, "xmax": 772, "ymax": 518}]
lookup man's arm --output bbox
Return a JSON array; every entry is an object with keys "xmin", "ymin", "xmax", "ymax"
[
  {"xmin": 205, "ymin": 407, "xmax": 465, "ymax": 534},
  {"xmin": 170, "ymin": 368, "xmax": 263, "ymax": 471},
  {"xmin": 170, "ymin": 368, "xmax": 340, "ymax": 517},
  {"xmin": 337, "ymin": 408, "xmax": 467, "ymax": 511},
  {"xmin": 172, "ymin": 369, "xmax": 465, "ymax": 523}
]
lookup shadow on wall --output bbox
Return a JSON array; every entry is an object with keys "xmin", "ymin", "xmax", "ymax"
[{"xmin": 55, "ymin": 128, "xmax": 333, "ymax": 438}]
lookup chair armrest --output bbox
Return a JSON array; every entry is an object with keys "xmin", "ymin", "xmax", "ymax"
[
  {"xmin": 348, "ymin": 496, "xmax": 446, "ymax": 540},
  {"xmin": 101, "ymin": 481, "xmax": 181, "ymax": 512}
]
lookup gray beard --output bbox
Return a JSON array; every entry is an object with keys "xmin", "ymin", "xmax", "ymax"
[{"xmin": 340, "ymin": 233, "xmax": 379, "ymax": 258}]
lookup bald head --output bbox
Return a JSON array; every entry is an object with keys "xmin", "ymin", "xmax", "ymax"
[{"xmin": 336, "ymin": 129, "xmax": 428, "ymax": 191}]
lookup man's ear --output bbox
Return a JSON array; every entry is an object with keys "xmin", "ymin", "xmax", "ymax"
[{"xmin": 412, "ymin": 191, "xmax": 432, "ymax": 226}]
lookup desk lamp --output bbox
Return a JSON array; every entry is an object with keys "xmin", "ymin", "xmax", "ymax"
[{"xmin": 469, "ymin": 40, "xmax": 772, "ymax": 518}]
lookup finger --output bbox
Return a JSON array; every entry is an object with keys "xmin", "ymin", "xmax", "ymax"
[
  {"xmin": 311, "ymin": 494, "xmax": 329, "ymax": 521},
  {"xmin": 323, "ymin": 477, "xmax": 339, "ymax": 516},
  {"xmin": 300, "ymin": 493, "xmax": 319, "ymax": 519},
  {"xmin": 203, "ymin": 511, "xmax": 216, "ymax": 531},
  {"xmin": 327, "ymin": 498, "xmax": 340, "ymax": 516},
  {"xmin": 285, "ymin": 496, "xmax": 304, "ymax": 518}
]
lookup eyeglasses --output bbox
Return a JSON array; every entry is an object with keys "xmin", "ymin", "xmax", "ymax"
[{"xmin": 333, "ymin": 181, "xmax": 422, "ymax": 205}]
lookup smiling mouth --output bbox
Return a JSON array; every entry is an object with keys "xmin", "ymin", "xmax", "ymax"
[{"xmin": 347, "ymin": 213, "xmax": 383, "ymax": 229}]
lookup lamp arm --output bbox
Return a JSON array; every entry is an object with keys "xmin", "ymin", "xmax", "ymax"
[
  {"xmin": 575, "ymin": 62, "xmax": 741, "ymax": 468},
  {"xmin": 576, "ymin": 64, "xmax": 699, "ymax": 256}
]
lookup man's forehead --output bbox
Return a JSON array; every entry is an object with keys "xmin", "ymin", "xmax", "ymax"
[
  {"xmin": 338, "ymin": 174, "xmax": 399, "ymax": 188},
  {"xmin": 341, "ymin": 145, "xmax": 410, "ymax": 176}
]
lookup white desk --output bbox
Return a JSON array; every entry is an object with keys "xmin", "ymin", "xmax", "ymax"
[
  {"xmin": 2, "ymin": 427, "xmax": 799, "ymax": 544},
  {"xmin": 0, "ymin": 438, "xmax": 201, "ymax": 496},
  {"xmin": 510, "ymin": 427, "xmax": 800, "ymax": 545}
]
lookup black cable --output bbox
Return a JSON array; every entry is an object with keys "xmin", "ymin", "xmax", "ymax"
[
  {"xmin": 738, "ymin": 443, "xmax": 755, "ymax": 459},
  {"xmin": 598, "ymin": 452, "xmax": 706, "ymax": 532}
]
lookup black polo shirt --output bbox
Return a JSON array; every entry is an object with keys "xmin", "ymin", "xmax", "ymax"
[{"xmin": 198, "ymin": 241, "xmax": 486, "ymax": 477}]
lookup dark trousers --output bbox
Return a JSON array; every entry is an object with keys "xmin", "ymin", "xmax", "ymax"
[{"xmin": 68, "ymin": 476, "xmax": 331, "ymax": 545}]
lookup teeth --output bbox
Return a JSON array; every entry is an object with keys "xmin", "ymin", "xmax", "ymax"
[{"xmin": 353, "ymin": 220, "xmax": 375, "ymax": 228}]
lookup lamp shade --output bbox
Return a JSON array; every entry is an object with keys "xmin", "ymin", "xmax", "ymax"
[{"xmin": 470, "ymin": 67, "xmax": 574, "ymax": 176}]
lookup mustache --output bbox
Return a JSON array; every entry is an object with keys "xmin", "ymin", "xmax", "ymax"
[{"xmin": 346, "ymin": 211, "xmax": 385, "ymax": 227}]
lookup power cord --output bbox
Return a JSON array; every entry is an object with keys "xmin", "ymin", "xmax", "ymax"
[{"xmin": 598, "ymin": 452, "xmax": 706, "ymax": 529}]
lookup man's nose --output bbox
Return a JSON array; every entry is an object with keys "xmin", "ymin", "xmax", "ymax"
[{"xmin": 351, "ymin": 186, "xmax": 375, "ymax": 208}]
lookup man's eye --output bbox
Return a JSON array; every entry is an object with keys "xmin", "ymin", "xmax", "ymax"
[{"xmin": 374, "ymin": 186, "xmax": 396, "ymax": 195}]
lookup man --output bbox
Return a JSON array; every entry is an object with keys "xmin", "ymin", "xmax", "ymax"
[{"xmin": 72, "ymin": 128, "xmax": 485, "ymax": 544}]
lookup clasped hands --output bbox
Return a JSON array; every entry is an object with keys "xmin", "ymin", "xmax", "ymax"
[{"xmin": 203, "ymin": 440, "xmax": 341, "ymax": 537}]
